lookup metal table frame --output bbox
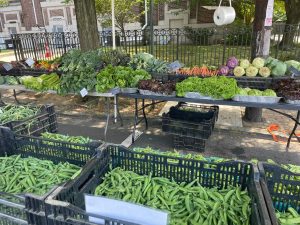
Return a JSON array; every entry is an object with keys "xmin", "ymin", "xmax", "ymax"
[
  {"xmin": 0, "ymin": 85, "xmax": 123, "ymax": 141},
  {"xmin": 119, "ymin": 93, "xmax": 300, "ymax": 151}
]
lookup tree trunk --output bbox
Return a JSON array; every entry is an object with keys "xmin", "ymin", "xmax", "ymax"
[
  {"xmin": 74, "ymin": 0, "xmax": 100, "ymax": 51},
  {"xmin": 279, "ymin": 0, "xmax": 300, "ymax": 50},
  {"xmin": 246, "ymin": 0, "xmax": 271, "ymax": 122}
]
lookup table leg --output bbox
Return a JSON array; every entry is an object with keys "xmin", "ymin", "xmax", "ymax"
[
  {"xmin": 104, "ymin": 97, "xmax": 110, "ymax": 142},
  {"xmin": 286, "ymin": 110, "xmax": 300, "ymax": 151},
  {"xmin": 116, "ymin": 95, "xmax": 123, "ymax": 127},
  {"xmin": 113, "ymin": 95, "xmax": 117, "ymax": 124},
  {"xmin": 142, "ymin": 99, "xmax": 148, "ymax": 130},
  {"xmin": 132, "ymin": 98, "xmax": 138, "ymax": 143},
  {"xmin": 13, "ymin": 89, "xmax": 20, "ymax": 104}
]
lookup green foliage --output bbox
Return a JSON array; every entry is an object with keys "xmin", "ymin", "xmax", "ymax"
[
  {"xmin": 96, "ymin": 0, "xmax": 142, "ymax": 30},
  {"xmin": 0, "ymin": 0, "xmax": 8, "ymax": 7}
]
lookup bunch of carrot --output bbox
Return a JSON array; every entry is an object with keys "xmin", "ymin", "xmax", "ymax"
[{"xmin": 176, "ymin": 65, "xmax": 219, "ymax": 77}]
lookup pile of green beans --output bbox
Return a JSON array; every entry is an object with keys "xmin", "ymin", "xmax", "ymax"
[
  {"xmin": 41, "ymin": 132, "xmax": 91, "ymax": 144},
  {"xmin": 95, "ymin": 168, "xmax": 251, "ymax": 225},
  {"xmin": 0, "ymin": 155, "xmax": 81, "ymax": 195},
  {"xmin": 0, "ymin": 105, "xmax": 40, "ymax": 125},
  {"xmin": 133, "ymin": 147, "xmax": 228, "ymax": 163},
  {"xmin": 276, "ymin": 208, "xmax": 300, "ymax": 225}
]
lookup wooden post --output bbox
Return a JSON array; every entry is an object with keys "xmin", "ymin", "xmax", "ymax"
[{"xmin": 245, "ymin": 0, "xmax": 273, "ymax": 122}]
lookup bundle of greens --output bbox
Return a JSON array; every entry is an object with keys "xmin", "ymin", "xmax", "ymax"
[
  {"xmin": 130, "ymin": 53, "xmax": 169, "ymax": 73},
  {"xmin": 20, "ymin": 73, "xmax": 60, "ymax": 91},
  {"xmin": 176, "ymin": 76, "xmax": 238, "ymax": 99},
  {"xmin": 59, "ymin": 50, "xmax": 104, "ymax": 94},
  {"xmin": 96, "ymin": 65, "xmax": 150, "ymax": 93}
]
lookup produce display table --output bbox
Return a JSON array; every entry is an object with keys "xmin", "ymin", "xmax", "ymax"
[
  {"xmin": 0, "ymin": 85, "xmax": 123, "ymax": 141},
  {"xmin": 119, "ymin": 93, "xmax": 300, "ymax": 151}
]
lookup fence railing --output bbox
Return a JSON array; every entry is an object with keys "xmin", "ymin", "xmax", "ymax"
[{"xmin": 11, "ymin": 24, "xmax": 300, "ymax": 66}]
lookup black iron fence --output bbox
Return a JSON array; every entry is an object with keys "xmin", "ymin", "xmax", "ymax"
[{"xmin": 11, "ymin": 23, "xmax": 300, "ymax": 66}]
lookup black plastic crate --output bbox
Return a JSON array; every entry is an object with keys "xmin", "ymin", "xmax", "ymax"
[
  {"xmin": 1, "ymin": 104, "xmax": 57, "ymax": 136},
  {"xmin": 173, "ymin": 134, "xmax": 206, "ymax": 152},
  {"xmin": 0, "ymin": 68, "xmax": 21, "ymax": 76},
  {"xmin": 162, "ymin": 103, "xmax": 219, "ymax": 140},
  {"xmin": 20, "ymin": 68, "xmax": 51, "ymax": 77},
  {"xmin": 0, "ymin": 126, "xmax": 102, "ymax": 225},
  {"xmin": 45, "ymin": 145, "xmax": 271, "ymax": 225},
  {"xmin": 258, "ymin": 162, "xmax": 300, "ymax": 225}
]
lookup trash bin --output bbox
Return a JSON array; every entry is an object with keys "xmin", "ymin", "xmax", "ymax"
[{"xmin": 5, "ymin": 39, "xmax": 14, "ymax": 49}]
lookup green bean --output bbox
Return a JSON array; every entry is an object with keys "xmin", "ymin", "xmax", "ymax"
[
  {"xmin": 0, "ymin": 155, "xmax": 81, "ymax": 195},
  {"xmin": 94, "ymin": 168, "xmax": 252, "ymax": 225}
]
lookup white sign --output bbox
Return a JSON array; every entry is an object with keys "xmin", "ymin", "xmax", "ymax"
[
  {"xmin": 2, "ymin": 63, "xmax": 13, "ymax": 71},
  {"xmin": 85, "ymin": 195, "xmax": 169, "ymax": 225},
  {"xmin": 264, "ymin": 0, "xmax": 274, "ymax": 27},
  {"xmin": 25, "ymin": 58, "xmax": 35, "ymax": 67},
  {"xmin": 80, "ymin": 88, "xmax": 88, "ymax": 97}
]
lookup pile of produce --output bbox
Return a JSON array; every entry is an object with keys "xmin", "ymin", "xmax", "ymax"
[
  {"xmin": 0, "ymin": 155, "xmax": 80, "ymax": 195},
  {"xmin": 219, "ymin": 56, "xmax": 298, "ymax": 77},
  {"xmin": 96, "ymin": 65, "xmax": 150, "ymax": 93},
  {"xmin": 273, "ymin": 79, "xmax": 300, "ymax": 100},
  {"xmin": 33, "ymin": 58, "xmax": 61, "ymax": 71},
  {"xmin": 94, "ymin": 167, "xmax": 251, "ymax": 225},
  {"xmin": 237, "ymin": 88, "xmax": 277, "ymax": 97},
  {"xmin": 176, "ymin": 65, "xmax": 219, "ymax": 76},
  {"xmin": 0, "ymin": 105, "xmax": 40, "ymax": 125},
  {"xmin": 0, "ymin": 75, "xmax": 19, "ymax": 85},
  {"xmin": 138, "ymin": 79, "xmax": 176, "ymax": 95},
  {"xmin": 19, "ymin": 73, "xmax": 60, "ymax": 91},
  {"xmin": 176, "ymin": 76, "xmax": 238, "ymax": 99},
  {"xmin": 130, "ymin": 53, "xmax": 169, "ymax": 74},
  {"xmin": 59, "ymin": 49, "xmax": 103, "ymax": 94},
  {"xmin": 41, "ymin": 132, "xmax": 91, "ymax": 145},
  {"xmin": 276, "ymin": 208, "xmax": 300, "ymax": 225},
  {"xmin": 133, "ymin": 147, "xmax": 227, "ymax": 163}
]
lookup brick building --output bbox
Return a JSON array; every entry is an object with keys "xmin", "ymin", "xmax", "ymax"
[{"xmin": 0, "ymin": 0, "xmax": 216, "ymax": 48}]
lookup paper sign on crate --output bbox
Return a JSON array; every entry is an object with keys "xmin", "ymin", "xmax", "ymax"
[{"xmin": 85, "ymin": 195, "xmax": 169, "ymax": 225}]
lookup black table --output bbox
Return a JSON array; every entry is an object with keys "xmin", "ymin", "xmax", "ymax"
[{"xmin": 119, "ymin": 93, "xmax": 300, "ymax": 151}]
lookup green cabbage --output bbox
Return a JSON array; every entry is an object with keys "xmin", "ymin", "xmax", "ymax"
[
  {"xmin": 252, "ymin": 57, "xmax": 265, "ymax": 69},
  {"xmin": 233, "ymin": 66, "xmax": 245, "ymax": 77},
  {"xmin": 238, "ymin": 88, "xmax": 248, "ymax": 96},
  {"xmin": 259, "ymin": 67, "xmax": 271, "ymax": 77},
  {"xmin": 262, "ymin": 89, "xmax": 277, "ymax": 97},
  {"xmin": 248, "ymin": 89, "xmax": 262, "ymax": 96},
  {"xmin": 271, "ymin": 61, "xmax": 287, "ymax": 77},
  {"xmin": 239, "ymin": 59, "xmax": 250, "ymax": 69},
  {"xmin": 246, "ymin": 66, "xmax": 258, "ymax": 77}
]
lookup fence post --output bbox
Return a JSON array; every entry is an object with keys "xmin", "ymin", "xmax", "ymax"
[
  {"xmin": 222, "ymin": 28, "xmax": 226, "ymax": 65},
  {"xmin": 176, "ymin": 28, "xmax": 179, "ymax": 61},
  {"xmin": 62, "ymin": 32, "xmax": 67, "ymax": 54},
  {"xmin": 31, "ymin": 34, "xmax": 37, "ymax": 59},
  {"xmin": 134, "ymin": 30, "xmax": 138, "ymax": 54},
  {"xmin": 11, "ymin": 34, "xmax": 19, "ymax": 61}
]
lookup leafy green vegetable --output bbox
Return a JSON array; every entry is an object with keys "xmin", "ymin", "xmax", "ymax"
[
  {"xmin": 176, "ymin": 76, "xmax": 238, "ymax": 99},
  {"xmin": 96, "ymin": 65, "xmax": 150, "ymax": 93},
  {"xmin": 130, "ymin": 53, "xmax": 169, "ymax": 73},
  {"xmin": 262, "ymin": 89, "xmax": 277, "ymax": 97}
]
